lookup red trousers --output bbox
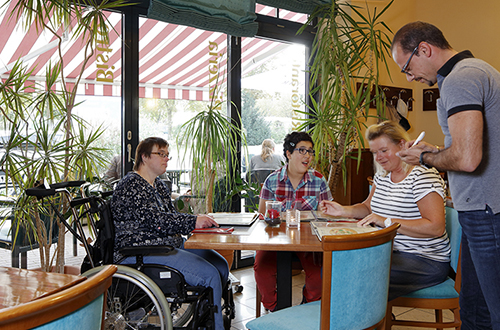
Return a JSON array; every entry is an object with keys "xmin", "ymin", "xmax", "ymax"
[{"xmin": 254, "ymin": 250, "xmax": 322, "ymax": 311}]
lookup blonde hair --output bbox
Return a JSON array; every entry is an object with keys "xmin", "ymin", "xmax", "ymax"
[
  {"xmin": 260, "ymin": 139, "xmax": 275, "ymax": 162},
  {"xmin": 365, "ymin": 120, "xmax": 412, "ymax": 176}
]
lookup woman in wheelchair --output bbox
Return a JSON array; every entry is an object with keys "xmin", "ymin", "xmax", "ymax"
[{"xmin": 111, "ymin": 137, "xmax": 229, "ymax": 330}]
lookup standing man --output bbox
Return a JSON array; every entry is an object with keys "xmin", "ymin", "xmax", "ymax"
[{"xmin": 392, "ymin": 21, "xmax": 500, "ymax": 330}]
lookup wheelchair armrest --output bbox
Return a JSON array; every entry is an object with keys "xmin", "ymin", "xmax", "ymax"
[{"xmin": 119, "ymin": 245, "xmax": 175, "ymax": 257}]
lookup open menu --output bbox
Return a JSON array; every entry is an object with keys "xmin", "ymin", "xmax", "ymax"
[
  {"xmin": 310, "ymin": 221, "xmax": 378, "ymax": 241},
  {"xmin": 207, "ymin": 212, "xmax": 258, "ymax": 226}
]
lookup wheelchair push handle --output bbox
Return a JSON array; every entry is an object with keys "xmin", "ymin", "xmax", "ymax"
[
  {"xmin": 70, "ymin": 196, "xmax": 95, "ymax": 208},
  {"xmin": 25, "ymin": 180, "xmax": 86, "ymax": 199}
]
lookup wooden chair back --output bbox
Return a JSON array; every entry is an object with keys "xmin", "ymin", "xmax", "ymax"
[{"xmin": 0, "ymin": 265, "xmax": 116, "ymax": 329}]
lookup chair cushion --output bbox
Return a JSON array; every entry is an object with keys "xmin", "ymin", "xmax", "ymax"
[
  {"xmin": 246, "ymin": 300, "xmax": 321, "ymax": 330},
  {"xmin": 401, "ymin": 277, "xmax": 458, "ymax": 299}
]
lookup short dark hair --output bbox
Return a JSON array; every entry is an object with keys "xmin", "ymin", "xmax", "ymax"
[
  {"xmin": 133, "ymin": 137, "xmax": 169, "ymax": 171},
  {"xmin": 283, "ymin": 131, "xmax": 314, "ymax": 162},
  {"xmin": 392, "ymin": 21, "xmax": 452, "ymax": 54}
]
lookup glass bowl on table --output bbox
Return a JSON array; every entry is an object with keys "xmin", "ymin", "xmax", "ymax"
[{"xmin": 264, "ymin": 201, "xmax": 282, "ymax": 227}]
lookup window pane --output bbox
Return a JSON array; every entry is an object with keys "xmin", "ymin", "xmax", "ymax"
[
  {"xmin": 0, "ymin": 8, "xmax": 122, "ymax": 183},
  {"xmin": 256, "ymin": 4, "xmax": 309, "ymax": 23},
  {"xmin": 241, "ymin": 37, "xmax": 307, "ymax": 174},
  {"xmin": 138, "ymin": 18, "xmax": 228, "ymax": 194}
]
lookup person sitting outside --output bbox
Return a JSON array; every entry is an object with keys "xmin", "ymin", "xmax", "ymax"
[
  {"xmin": 320, "ymin": 121, "xmax": 451, "ymax": 300},
  {"xmin": 103, "ymin": 154, "xmax": 121, "ymax": 184},
  {"xmin": 111, "ymin": 137, "xmax": 229, "ymax": 330},
  {"xmin": 255, "ymin": 131, "xmax": 332, "ymax": 312},
  {"xmin": 249, "ymin": 139, "xmax": 285, "ymax": 172}
]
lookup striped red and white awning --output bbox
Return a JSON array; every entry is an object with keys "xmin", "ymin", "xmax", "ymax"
[{"xmin": 0, "ymin": 3, "xmax": 307, "ymax": 101}]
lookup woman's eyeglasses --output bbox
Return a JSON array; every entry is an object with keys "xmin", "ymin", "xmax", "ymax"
[
  {"xmin": 294, "ymin": 148, "xmax": 315, "ymax": 156},
  {"xmin": 151, "ymin": 152, "xmax": 172, "ymax": 161}
]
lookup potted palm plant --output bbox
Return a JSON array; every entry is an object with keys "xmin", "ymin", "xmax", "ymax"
[
  {"xmin": 176, "ymin": 90, "xmax": 246, "ymax": 214},
  {"xmin": 297, "ymin": 0, "xmax": 394, "ymax": 196},
  {"xmin": 0, "ymin": 0, "xmax": 128, "ymax": 273}
]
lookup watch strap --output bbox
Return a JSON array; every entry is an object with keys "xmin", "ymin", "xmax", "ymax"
[{"xmin": 419, "ymin": 151, "xmax": 431, "ymax": 168}]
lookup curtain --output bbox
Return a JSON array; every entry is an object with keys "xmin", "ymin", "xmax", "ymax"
[
  {"xmin": 257, "ymin": 0, "xmax": 331, "ymax": 14},
  {"xmin": 147, "ymin": 0, "xmax": 258, "ymax": 37}
]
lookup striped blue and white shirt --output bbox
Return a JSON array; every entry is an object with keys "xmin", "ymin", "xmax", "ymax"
[{"xmin": 371, "ymin": 166, "xmax": 450, "ymax": 262}]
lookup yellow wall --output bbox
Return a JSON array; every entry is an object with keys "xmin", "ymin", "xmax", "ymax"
[{"xmin": 353, "ymin": 0, "xmax": 500, "ymax": 145}]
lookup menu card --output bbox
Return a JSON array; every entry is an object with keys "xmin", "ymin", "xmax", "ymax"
[{"xmin": 310, "ymin": 221, "xmax": 378, "ymax": 241}]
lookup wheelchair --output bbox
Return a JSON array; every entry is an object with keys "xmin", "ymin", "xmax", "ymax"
[{"xmin": 25, "ymin": 181, "xmax": 235, "ymax": 330}]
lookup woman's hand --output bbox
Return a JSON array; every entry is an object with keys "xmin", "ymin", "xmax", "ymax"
[
  {"xmin": 357, "ymin": 213, "xmax": 385, "ymax": 228},
  {"xmin": 195, "ymin": 215, "xmax": 219, "ymax": 228},
  {"xmin": 319, "ymin": 200, "xmax": 345, "ymax": 216}
]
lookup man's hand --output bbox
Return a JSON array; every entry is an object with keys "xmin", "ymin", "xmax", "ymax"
[{"xmin": 397, "ymin": 141, "xmax": 437, "ymax": 166}]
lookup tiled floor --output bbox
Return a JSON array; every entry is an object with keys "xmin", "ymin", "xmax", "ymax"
[{"xmin": 0, "ymin": 229, "xmax": 456, "ymax": 329}]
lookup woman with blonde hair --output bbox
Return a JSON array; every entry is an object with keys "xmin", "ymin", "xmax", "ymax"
[
  {"xmin": 320, "ymin": 121, "xmax": 450, "ymax": 300},
  {"xmin": 249, "ymin": 139, "xmax": 284, "ymax": 172}
]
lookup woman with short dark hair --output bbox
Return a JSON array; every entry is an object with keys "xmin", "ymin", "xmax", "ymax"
[{"xmin": 254, "ymin": 131, "xmax": 331, "ymax": 312}]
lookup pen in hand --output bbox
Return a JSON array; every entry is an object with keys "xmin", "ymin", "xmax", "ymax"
[{"xmin": 411, "ymin": 131, "xmax": 425, "ymax": 148}]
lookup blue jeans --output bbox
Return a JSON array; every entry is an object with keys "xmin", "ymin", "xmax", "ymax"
[
  {"xmin": 389, "ymin": 251, "xmax": 450, "ymax": 301},
  {"xmin": 121, "ymin": 247, "xmax": 229, "ymax": 330},
  {"xmin": 459, "ymin": 205, "xmax": 500, "ymax": 330}
]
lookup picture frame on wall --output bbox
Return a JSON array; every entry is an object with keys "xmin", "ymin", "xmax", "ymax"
[{"xmin": 423, "ymin": 88, "xmax": 440, "ymax": 111}]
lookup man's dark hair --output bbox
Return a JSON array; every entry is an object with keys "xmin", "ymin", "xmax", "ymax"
[
  {"xmin": 133, "ymin": 137, "xmax": 169, "ymax": 171},
  {"xmin": 283, "ymin": 131, "xmax": 314, "ymax": 162},
  {"xmin": 392, "ymin": 21, "xmax": 452, "ymax": 54}
]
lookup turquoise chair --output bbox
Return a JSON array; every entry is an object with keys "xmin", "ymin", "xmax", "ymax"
[
  {"xmin": 385, "ymin": 206, "xmax": 461, "ymax": 329},
  {"xmin": 246, "ymin": 224, "xmax": 399, "ymax": 330}
]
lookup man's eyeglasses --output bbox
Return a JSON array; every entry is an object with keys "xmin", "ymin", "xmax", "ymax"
[
  {"xmin": 294, "ymin": 148, "xmax": 315, "ymax": 156},
  {"xmin": 151, "ymin": 152, "xmax": 172, "ymax": 160},
  {"xmin": 401, "ymin": 44, "xmax": 419, "ymax": 75}
]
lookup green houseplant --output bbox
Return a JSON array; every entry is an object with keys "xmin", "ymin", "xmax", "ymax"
[
  {"xmin": 297, "ymin": 0, "xmax": 394, "ymax": 195},
  {"xmin": 0, "ymin": 0, "xmax": 128, "ymax": 272},
  {"xmin": 176, "ymin": 96, "xmax": 246, "ymax": 214}
]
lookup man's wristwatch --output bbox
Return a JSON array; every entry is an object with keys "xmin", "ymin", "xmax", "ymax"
[
  {"xmin": 384, "ymin": 218, "xmax": 392, "ymax": 228},
  {"xmin": 419, "ymin": 151, "xmax": 432, "ymax": 168}
]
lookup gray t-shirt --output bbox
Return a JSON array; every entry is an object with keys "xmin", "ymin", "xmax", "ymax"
[
  {"xmin": 436, "ymin": 51, "xmax": 500, "ymax": 213},
  {"xmin": 249, "ymin": 154, "xmax": 284, "ymax": 171}
]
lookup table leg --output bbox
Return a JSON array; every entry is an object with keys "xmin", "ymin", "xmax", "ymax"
[{"xmin": 276, "ymin": 251, "xmax": 292, "ymax": 310}]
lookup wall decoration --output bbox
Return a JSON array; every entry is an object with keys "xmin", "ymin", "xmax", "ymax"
[
  {"xmin": 423, "ymin": 88, "xmax": 440, "ymax": 111},
  {"xmin": 356, "ymin": 83, "xmax": 413, "ymax": 110}
]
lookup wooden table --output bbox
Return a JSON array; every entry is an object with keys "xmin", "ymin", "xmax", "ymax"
[
  {"xmin": 185, "ymin": 219, "xmax": 322, "ymax": 310},
  {"xmin": 0, "ymin": 266, "xmax": 85, "ymax": 309}
]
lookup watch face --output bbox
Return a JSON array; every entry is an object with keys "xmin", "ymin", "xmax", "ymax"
[{"xmin": 384, "ymin": 218, "xmax": 392, "ymax": 227}]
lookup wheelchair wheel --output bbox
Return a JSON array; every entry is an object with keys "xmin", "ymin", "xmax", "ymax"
[
  {"xmin": 83, "ymin": 265, "xmax": 172, "ymax": 330},
  {"xmin": 168, "ymin": 299, "xmax": 195, "ymax": 327}
]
